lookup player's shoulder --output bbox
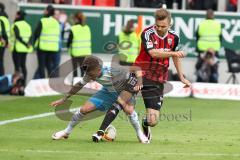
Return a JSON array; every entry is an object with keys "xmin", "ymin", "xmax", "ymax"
[
  {"xmin": 141, "ymin": 25, "xmax": 155, "ymax": 41},
  {"xmin": 168, "ymin": 29, "xmax": 179, "ymax": 38},
  {"xmin": 142, "ymin": 25, "xmax": 155, "ymax": 33}
]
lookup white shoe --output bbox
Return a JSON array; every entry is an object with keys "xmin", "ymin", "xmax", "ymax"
[
  {"xmin": 52, "ymin": 130, "xmax": 69, "ymax": 140},
  {"xmin": 137, "ymin": 131, "xmax": 149, "ymax": 144},
  {"xmin": 92, "ymin": 133, "xmax": 103, "ymax": 142},
  {"xmin": 142, "ymin": 121, "xmax": 152, "ymax": 142}
]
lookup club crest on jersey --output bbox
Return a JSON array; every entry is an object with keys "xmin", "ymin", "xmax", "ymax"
[
  {"xmin": 168, "ymin": 38, "xmax": 172, "ymax": 46},
  {"xmin": 146, "ymin": 41, "xmax": 153, "ymax": 49}
]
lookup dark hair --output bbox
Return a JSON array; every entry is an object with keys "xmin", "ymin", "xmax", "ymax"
[
  {"xmin": 17, "ymin": 10, "xmax": 26, "ymax": 19},
  {"xmin": 0, "ymin": 2, "xmax": 5, "ymax": 12},
  {"xmin": 46, "ymin": 5, "xmax": 55, "ymax": 16},
  {"xmin": 155, "ymin": 8, "xmax": 171, "ymax": 23},
  {"xmin": 81, "ymin": 56, "xmax": 102, "ymax": 74},
  {"xmin": 74, "ymin": 11, "xmax": 86, "ymax": 25},
  {"xmin": 0, "ymin": 2, "xmax": 8, "ymax": 17},
  {"xmin": 206, "ymin": 9, "xmax": 214, "ymax": 19},
  {"xmin": 11, "ymin": 72, "xmax": 25, "ymax": 96}
]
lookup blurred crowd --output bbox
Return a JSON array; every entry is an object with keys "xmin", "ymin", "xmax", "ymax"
[
  {"xmin": 24, "ymin": 0, "xmax": 238, "ymax": 11},
  {"xmin": 0, "ymin": 3, "xmax": 88, "ymax": 95}
]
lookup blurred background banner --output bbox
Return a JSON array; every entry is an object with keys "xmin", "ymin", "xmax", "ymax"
[{"xmin": 20, "ymin": 3, "xmax": 240, "ymax": 57}]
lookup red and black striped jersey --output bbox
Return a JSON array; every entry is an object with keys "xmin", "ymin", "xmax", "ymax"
[{"xmin": 134, "ymin": 25, "xmax": 179, "ymax": 83}]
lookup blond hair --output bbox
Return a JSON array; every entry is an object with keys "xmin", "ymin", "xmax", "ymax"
[{"xmin": 155, "ymin": 8, "xmax": 171, "ymax": 23}]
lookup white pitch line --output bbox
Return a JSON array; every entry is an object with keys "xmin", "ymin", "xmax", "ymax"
[
  {"xmin": 0, "ymin": 149, "xmax": 239, "ymax": 157},
  {"xmin": 0, "ymin": 108, "xmax": 78, "ymax": 126}
]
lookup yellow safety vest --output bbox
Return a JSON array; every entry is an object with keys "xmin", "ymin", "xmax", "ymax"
[
  {"xmin": 0, "ymin": 16, "xmax": 10, "ymax": 47},
  {"xmin": 11, "ymin": 20, "xmax": 32, "ymax": 53},
  {"xmin": 118, "ymin": 31, "xmax": 139, "ymax": 63},
  {"xmin": 69, "ymin": 24, "xmax": 92, "ymax": 57},
  {"xmin": 39, "ymin": 17, "xmax": 60, "ymax": 52},
  {"xmin": 197, "ymin": 19, "xmax": 221, "ymax": 52}
]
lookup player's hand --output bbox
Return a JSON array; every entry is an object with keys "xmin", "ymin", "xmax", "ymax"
[
  {"xmin": 181, "ymin": 78, "xmax": 191, "ymax": 88},
  {"xmin": 49, "ymin": 98, "xmax": 66, "ymax": 107},
  {"xmin": 133, "ymin": 82, "xmax": 143, "ymax": 91},
  {"xmin": 173, "ymin": 51, "xmax": 185, "ymax": 58}
]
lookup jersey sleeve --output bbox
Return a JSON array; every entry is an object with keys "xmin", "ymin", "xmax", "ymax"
[
  {"xmin": 141, "ymin": 31, "xmax": 154, "ymax": 51},
  {"xmin": 173, "ymin": 35, "xmax": 180, "ymax": 51}
]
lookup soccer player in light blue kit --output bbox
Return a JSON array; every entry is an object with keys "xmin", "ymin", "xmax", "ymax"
[{"xmin": 50, "ymin": 55, "xmax": 148, "ymax": 143}]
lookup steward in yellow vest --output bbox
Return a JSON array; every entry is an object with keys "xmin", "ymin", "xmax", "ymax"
[
  {"xmin": 197, "ymin": 9, "xmax": 222, "ymax": 53},
  {"xmin": 33, "ymin": 5, "xmax": 60, "ymax": 78},
  {"xmin": 11, "ymin": 11, "xmax": 32, "ymax": 82},
  {"xmin": 118, "ymin": 20, "xmax": 140, "ymax": 65},
  {"xmin": 67, "ymin": 12, "xmax": 92, "ymax": 77},
  {"xmin": 0, "ymin": 2, "xmax": 9, "ymax": 76},
  {"xmin": 195, "ymin": 10, "xmax": 221, "ymax": 83},
  {"xmin": 0, "ymin": 15, "xmax": 9, "ymax": 47}
]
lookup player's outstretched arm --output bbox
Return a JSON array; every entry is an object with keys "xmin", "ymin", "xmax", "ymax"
[
  {"xmin": 172, "ymin": 56, "xmax": 191, "ymax": 88},
  {"xmin": 50, "ymin": 78, "xmax": 89, "ymax": 107}
]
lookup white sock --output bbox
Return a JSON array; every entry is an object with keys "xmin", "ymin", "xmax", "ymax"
[
  {"xmin": 64, "ymin": 109, "xmax": 84, "ymax": 134},
  {"xmin": 128, "ymin": 110, "xmax": 142, "ymax": 135}
]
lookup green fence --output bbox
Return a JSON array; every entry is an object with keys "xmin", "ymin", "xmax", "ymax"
[{"xmin": 19, "ymin": 3, "xmax": 240, "ymax": 57}]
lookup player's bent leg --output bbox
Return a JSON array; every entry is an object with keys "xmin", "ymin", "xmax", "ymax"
[
  {"xmin": 80, "ymin": 101, "xmax": 98, "ymax": 114},
  {"xmin": 125, "ymin": 104, "xmax": 148, "ymax": 143},
  {"xmin": 146, "ymin": 108, "xmax": 159, "ymax": 127},
  {"xmin": 52, "ymin": 102, "xmax": 97, "ymax": 140},
  {"xmin": 142, "ymin": 109, "xmax": 159, "ymax": 142},
  {"xmin": 93, "ymin": 101, "xmax": 122, "ymax": 142},
  {"xmin": 93, "ymin": 90, "xmax": 133, "ymax": 140}
]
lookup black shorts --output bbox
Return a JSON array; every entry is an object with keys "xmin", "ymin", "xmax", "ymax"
[{"xmin": 141, "ymin": 77, "xmax": 164, "ymax": 111}]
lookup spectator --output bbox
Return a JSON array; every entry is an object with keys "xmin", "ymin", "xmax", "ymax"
[
  {"xmin": 0, "ymin": 72, "xmax": 25, "ymax": 95},
  {"xmin": 33, "ymin": 5, "xmax": 61, "ymax": 79},
  {"xmin": 227, "ymin": 0, "xmax": 237, "ymax": 11},
  {"xmin": 195, "ymin": 9, "xmax": 221, "ymax": 83},
  {"xmin": 195, "ymin": 48, "xmax": 219, "ymax": 83},
  {"xmin": 188, "ymin": 0, "xmax": 217, "ymax": 10},
  {"xmin": 50, "ymin": 9, "xmax": 66, "ymax": 77},
  {"xmin": 118, "ymin": 19, "xmax": 140, "ymax": 66},
  {"xmin": 94, "ymin": 0, "xmax": 117, "ymax": 6},
  {"xmin": 11, "ymin": 11, "xmax": 33, "ymax": 84},
  {"xmin": 41, "ymin": 0, "xmax": 71, "ymax": 4},
  {"xmin": 67, "ymin": 11, "xmax": 92, "ymax": 78},
  {"xmin": 165, "ymin": 0, "xmax": 182, "ymax": 9},
  {"xmin": 52, "ymin": 0, "xmax": 67, "ymax": 4},
  {"xmin": 134, "ymin": 0, "xmax": 165, "ymax": 8},
  {"xmin": 0, "ymin": 2, "xmax": 10, "ymax": 76},
  {"xmin": 196, "ymin": 9, "xmax": 222, "ymax": 55}
]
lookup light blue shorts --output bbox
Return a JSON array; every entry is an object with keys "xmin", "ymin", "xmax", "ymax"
[{"xmin": 88, "ymin": 87, "xmax": 135, "ymax": 112}]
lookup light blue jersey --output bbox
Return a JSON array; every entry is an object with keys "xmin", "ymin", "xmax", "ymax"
[
  {"xmin": 87, "ymin": 66, "xmax": 134, "ymax": 111},
  {"xmin": 95, "ymin": 65, "xmax": 129, "ymax": 92}
]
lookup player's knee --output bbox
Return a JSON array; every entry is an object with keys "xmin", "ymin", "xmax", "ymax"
[
  {"xmin": 117, "ymin": 97, "xmax": 127, "ymax": 108},
  {"xmin": 147, "ymin": 114, "xmax": 159, "ymax": 127},
  {"xmin": 80, "ymin": 106, "xmax": 93, "ymax": 114},
  {"xmin": 79, "ymin": 107, "xmax": 87, "ymax": 114},
  {"xmin": 148, "ymin": 120, "xmax": 158, "ymax": 127},
  {"xmin": 123, "ymin": 105, "xmax": 134, "ymax": 115}
]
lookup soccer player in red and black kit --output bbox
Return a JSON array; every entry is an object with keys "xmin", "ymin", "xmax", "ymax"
[{"xmin": 134, "ymin": 8, "xmax": 191, "ymax": 142}]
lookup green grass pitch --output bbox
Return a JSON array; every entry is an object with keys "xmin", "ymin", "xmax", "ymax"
[{"xmin": 0, "ymin": 95, "xmax": 239, "ymax": 160}]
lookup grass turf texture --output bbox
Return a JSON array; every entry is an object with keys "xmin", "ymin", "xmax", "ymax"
[{"xmin": 0, "ymin": 95, "xmax": 239, "ymax": 160}]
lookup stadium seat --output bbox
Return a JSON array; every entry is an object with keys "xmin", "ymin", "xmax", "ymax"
[
  {"xmin": 95, "ymin": 0, "xmax": 116, "ymax": 6},
  {"xmin": 73, "ymin": 0, "xmax": 93, "ymax": 5}
]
